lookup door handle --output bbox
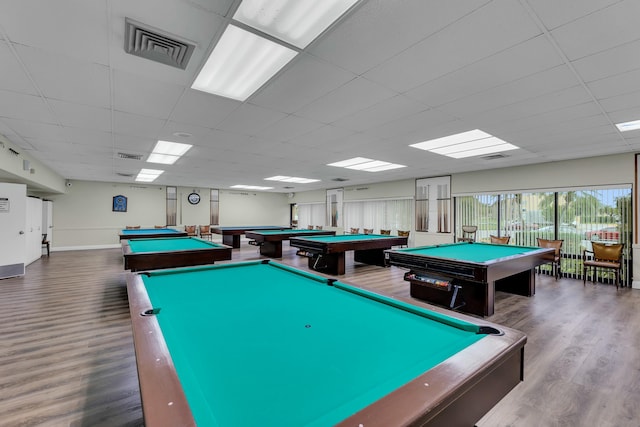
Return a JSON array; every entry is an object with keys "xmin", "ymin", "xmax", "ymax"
[{"xmin": 19, "ymin": 231, "xmax": 24, "ymax": 234}]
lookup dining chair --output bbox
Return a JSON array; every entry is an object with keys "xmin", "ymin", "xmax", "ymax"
[{"xmin": 583, "ymin": 242, "xmax": 624, "ymax": 289}]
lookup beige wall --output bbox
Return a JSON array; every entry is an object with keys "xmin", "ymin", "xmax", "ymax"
[
  {"xmin": 452, "ymin": 153, "xmax": 632, "ymax": 194},
  {"xmin": 48, "ymin": 182, "xmax": 290, "ymax": 249},
  {"xmin": 0, "ymin": 134, "xmax": 66, "ymax": 194}
]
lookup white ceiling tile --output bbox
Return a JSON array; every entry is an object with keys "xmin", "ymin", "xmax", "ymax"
[
  {"xmin": 587, "ymin": 68, "xmax": 640, "ymax": 100},
  {"xmin": 528, "ymin": 0, "xmax": 620, "ymax": 30},
  {"xmin": 295, "ymin": 77, "xmax": 397, "ymax": 123},
  {"xmin": 549, "ymin": 1, "xmax": 640, "ymax": 60},
  {"xmin": 16, "ymin": 44, "xmax": 111, "ymax": 108},
  {"xmin": 331, "ymin": 95, "xmax": 428, "ymax": 132},
  {"xmin": 0, "ymin": 1, "xmax": 110, "ymax": 65},
  {"xmin": 364, "ymin": 0, "xmax": 541, "ymax": 92},
  {"xmin": 113, "ymin": 111, "xmax": 165, "ymax": 139},
  {"xmin": 0, "ymin": 42, "xmax": 39, "ymax": 95},
  {"xmin": 0, "ymin": 89, "xmax": 57, "ymax": 123},
  {"xmin": 404, "ymin": 35, "xmax": 564, "ymax": 107},
  {"xmin": 216, "ymin": 104, "xmax": 288, "ymax": 136},
  {"xmin": 571, "ymin": 39, "xmax": 640, "ymax": 83},
  {"xmin": 251, "ymin": 54, "xmax": 356, "ymax": 114},
  {"xmin": 48, "ymin": 99, "xmax": 111, "ymax": 132},
  {"xmin": 170, "ymin": 90, "xmax": 239, "ymax": 128},
  {"xmin": 309, "ymin": 0, "xmax": 490, "ymax": 74},
  {"xmin": 114, "ymin": 69, "xmax": 184, "ymax": 119},
  {"xmin": 437, "ymin": 66, "xmax": 580, "ymax": 117},
  {"xmin": 259, "ymin": 115, "xmax": 325, "ymax": 142}
]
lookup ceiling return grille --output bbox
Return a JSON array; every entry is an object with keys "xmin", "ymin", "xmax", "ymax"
[{"xmin": 124, "ymin": 18, "xmax": 195, "ymax": 70}]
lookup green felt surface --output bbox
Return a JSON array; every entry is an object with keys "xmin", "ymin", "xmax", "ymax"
[
  {"xmin": 396, "ymin": 242, "xmax": 540, "ymax": 263},
  {"xmin": 141, "ymin": 261, "xmax": 485, "ymax": 427},
  {"xmin": 121, "ymin": 228, "xmax": 182, "ymax": 235},
  {"xmin": 128, "ymin": 237, "xmax": 222, "ymax": 252},
  {"xmin": 295, "ymin": 233, "xmax": 396, "ymax": 242},
  {"xmin": 251, "ymin": 229, "xmax": 330, "ymax": 236}
]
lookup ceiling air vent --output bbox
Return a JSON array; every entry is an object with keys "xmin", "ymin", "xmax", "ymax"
[
  {"xmin": 331, "ymin": 178, "xmax": 349, "ymax": 182},
  {"xmin": 124, "ymin": 18, "xmax": 195, "ymax": 70},
  {"xmin": 117, "ymin": 152, "xmax": 143, "ymax": 160},
  {"xmin": 481, "ymin": 153, "xmax": 507, "ymax": 160}
]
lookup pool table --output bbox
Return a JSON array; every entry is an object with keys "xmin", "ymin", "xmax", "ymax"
[
  {"xmin": 245, "ymin": 229, "xmax": 336, "ymax": 258},
  {"xmin": 289, "ymin": 233, "xmax": 408, "ymax": 275},
  {"xmin": 121, "ymin": 237, "xmax": 232, "ymax": 271},
  {"xmin": 385, "ymin": 242, "xmax": 555, "ymax": 317},
  {"xmin": 118, "ymin": 227, "xmax": 188, "ymax": 240},
  {"xmin": 126, "ymin": 260, "xmax": 526, "ymax": 427},
  {"xmin": 211, "ymin": 225, "xmax": 291, "ymax": 248}
]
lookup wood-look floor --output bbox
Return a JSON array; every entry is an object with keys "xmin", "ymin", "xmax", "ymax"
[{"xmin": 2, "ymin": 241, "xmax": 640, "ymax": 427}]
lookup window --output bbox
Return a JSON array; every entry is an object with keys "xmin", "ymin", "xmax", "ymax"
[
  {"xmin": 455, "ymin": 186, "xmax": 631, "ymax": 284},
  {"xmin": 296, "ymin": 203, "xmax": 326, "ymax": 229},
  {"xmin": 343, "ymin": 199, "xmax": 412, "ymax": 234},
  {"xmin": 416, "ymin": 176, "xmax": 451, "ymax": 233},
  {"xmin": 166, "ymin": 186, "xmax": 177, "ymax": 226},
  {"xmin": 210, "ymin": 189, "xmax": 219, "ymax": 225}
]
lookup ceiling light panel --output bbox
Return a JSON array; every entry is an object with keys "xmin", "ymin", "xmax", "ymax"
[
  {"xmin": 153, "ymin": 140, "xmax": 192, "ymax": 155},
  {"xmin": 231, "ymin": 184, "xmax": 274, "ymax": 190},
  {"xmin": 147, "ymin": 153, "xmax": 179, "ymax": 164},
  {"xmin": 410, "ymin": 129, "xmax": 520, "ymax": 159},
  {"xmin": 233, "ymin": 0, "xmax": 360, "ymax": 49},
  {"xmin": 328, "ymin": 157, "xmax": 405, "ymax": 172},
  {"xmin": 616, "ymin": 119, "xmax": 640, "ymax": 132},
  {"xmin": 327, "ymin": 157, "xmax": 372, "ymax": 167},
  {"xmin": 135, "ymin": 168, "xmax": 164, "ymax": 182},
  {"xmin": 265, "ymin": 175, "xmax": 320, "ymax": 183},
  {"xmin": 192, "ymin": 24, "xmax": 297, "ymax": 101}
]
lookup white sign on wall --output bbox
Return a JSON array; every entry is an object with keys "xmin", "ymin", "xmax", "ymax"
[{"xmin": 0, "ymin": 197, "xmax": 9, "ymax": 212}]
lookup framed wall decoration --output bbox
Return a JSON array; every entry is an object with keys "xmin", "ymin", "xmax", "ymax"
[{"xmin": 113, "ymin": 195, "xmax": 127, "ymax": 212}]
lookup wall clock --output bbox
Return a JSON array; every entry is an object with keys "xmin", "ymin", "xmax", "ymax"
[{"xmin": 187, "ymin": 192, "xmax": 201, "ymax": 205}]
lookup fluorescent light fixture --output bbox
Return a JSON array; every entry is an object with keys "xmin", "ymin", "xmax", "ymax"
[
  {"xmin": 327, "ymin": 157, "xmax": 373, "ymax": 168},
  {"xmin": 230, "ymin": 184, "xmax": 274, "ymax": 190},
  {"xmin": 265, "ymin": 175, "xmax": 320, "ymax": 183},
  {"xmin": 233, "ymin": 0, "xmax": 360, "ymax": 49},
  {"xmin": 410, "ymin": 129, "xmax": 519, "ymax": 158},
  {"xmin": 328, "ymin": 157, "xmax": 406, "ymax": 172},
  {"xmin": 147, "ymin": 153, "xmax": 179, "ymax": 165},
  {"xmin": 153, "ymin": 140, "xmax": 192, "ymax": 156},
  {"xmin": 147, "ymin": 140, "xmax": 192, "ymax": 165},
  {"xmin": 616, "ymin": 119, "xmax": 640, "ymax": 132},
  {"xmin": 192, "ymin": 24, "xmax": 297, "ymax": 101},
  {"xmin": 135, "ymin": 168, "xmax": 164, "ymax": 182}
]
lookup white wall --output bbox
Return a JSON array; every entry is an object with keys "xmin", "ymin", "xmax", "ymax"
[
  {"xmin": 0, "ymin": 134, "xmax": 66, "ymax": 194},
  {"xmin": 47, "ymin": 181, "xmax": 290, "ymax": 249},
  {"xmin": 219, "ymin": 190, "xmax": 289, "ymax": 226},
  {"xmin": 452, "ymin": 154, "xmax": 632, "ymax": 194}
]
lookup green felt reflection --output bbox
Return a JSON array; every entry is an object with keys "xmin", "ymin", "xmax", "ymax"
[
  {"xmin": 252, "ymin": 229, "xmax": 330, "ymax": 236},
  {"xmin": 122, "ymin": 228, "xmax": 182, "ymax": 235},
  {"xmin": 142, "ymin": 262, "xmax": 485, "ymax": 427},
  {"xmin": 296, "ymin": 233, "xmax": 395, "ymax": 242},
  {"xmin": 396, "ymin": 242, "xmax": 540, "ymax": 263},
  {"xmin": 129, "ymin": 237, "xmax": 221, "ymax": 252}
]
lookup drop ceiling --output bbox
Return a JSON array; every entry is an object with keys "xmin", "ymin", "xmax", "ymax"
[{"xmin": 1, "ymin": 0, "xmax": 639, "ymax": 193}]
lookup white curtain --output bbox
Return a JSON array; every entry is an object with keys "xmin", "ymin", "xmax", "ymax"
[
  {"xmin": 343, "ymin": 199, "xmax": 412, "ymax": 233},
  {"xmin": 296, "ymin": 203, "xmax": 326, "ymax": 229}
]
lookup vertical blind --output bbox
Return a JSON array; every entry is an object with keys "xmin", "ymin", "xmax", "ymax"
[{"xmin": 455, "ymin": 187, "xmax": 631, "ymax": 285}]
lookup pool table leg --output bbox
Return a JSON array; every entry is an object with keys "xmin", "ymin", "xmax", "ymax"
[
  {"xmin": 260, "ymin": 241, "xmax": 282, "ymax": 258},
  {"xmin": 222, "ymin": 234, "xmax": 241, "ymax": 248},
  {"xmin": 308, "ymin": 253, "xmax": 345, "ymax": 275},
  {"xmin": 353, "ymin": 248, "xmax": 387, "ymax": 267}
]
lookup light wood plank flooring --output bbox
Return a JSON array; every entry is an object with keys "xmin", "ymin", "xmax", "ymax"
[{"xmin": 2, "ymin": 242, "xmax": 640, "ymax": 426}]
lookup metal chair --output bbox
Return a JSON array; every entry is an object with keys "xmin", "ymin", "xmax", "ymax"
[
  {"xmin": 199, "ymin": 225, "xmax": 212, "ymax": 240},
  {"xmin": 537, "ymin": 238, "xmax": 563, "ymax": 280},
  {"xmin": 185, "ymin": 225, "xmax": 197, "ymax": 236},
  {"xmin": 363, "ymin": 228, "xmax": 374, "ymax": 234},
  {"xmin": 379, "ymin": 229, "xmax": 391, "ymax": 235},
  {"xmin": 458, "ymin": 225, "xmax": 478, "ymax": 242},
  {"xmin": 583, "ymin": 242, "xmax": 624, "ymax": 289},
  {"xmin": 490, "ymin": 235, "xmax": 510, "ymax": 244}
]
